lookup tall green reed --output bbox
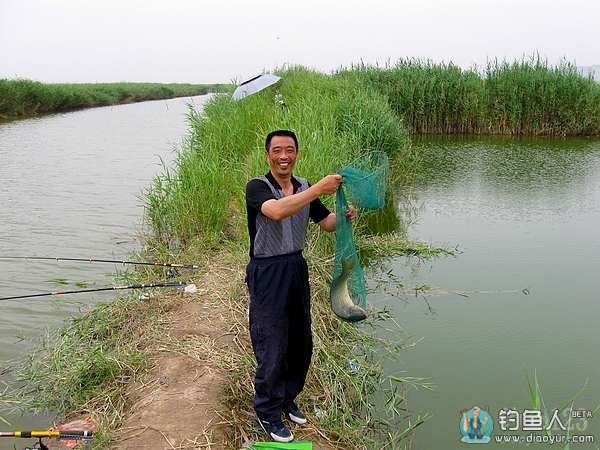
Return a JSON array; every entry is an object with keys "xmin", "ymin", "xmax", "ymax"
[
  {"xmin": 143, "ymin": 66, "xmax": 419, "ymax": 447},
  {"xmin": 144, "ymin": 66, "xmax": 413, "ymax": 249},
  {"xmin": 341, "ymin": 57, "xmax": 600, "ymax": 136}
]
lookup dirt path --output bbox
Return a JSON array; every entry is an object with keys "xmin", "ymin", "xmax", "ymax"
[
  {"xmin": 110, "ymin": 254, "xmax": 336, "ymax": 450},
  {"xmin": 113, "ymin": 282, "xmax": 234, "ymax": 449}
]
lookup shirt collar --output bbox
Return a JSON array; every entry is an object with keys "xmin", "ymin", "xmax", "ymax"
[{"xmin": 266, "ymin": 171, "xmax": 300, "ymax": 191}]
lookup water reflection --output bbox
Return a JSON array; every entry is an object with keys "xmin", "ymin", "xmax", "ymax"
[
  {"xmin": 374, "ymin": 136, "xmax": 600, "ymax": 449},
  {"xmin": 410, "ymin": 136, "xmax": 600, "ymax": 222},
  {"xmin": 0, "ymin": 96, "xmax": 209, "ymax": 442}
]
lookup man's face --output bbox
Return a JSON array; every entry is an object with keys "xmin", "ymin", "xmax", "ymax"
[{"xmin": 266, "ymin": 135, "xmax": 298, "ymax": 178}]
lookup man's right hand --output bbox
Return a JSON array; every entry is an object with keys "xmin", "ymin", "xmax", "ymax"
[{"xmin": 317, "ymin": 174, "xmax": 343, "ymax": 195}]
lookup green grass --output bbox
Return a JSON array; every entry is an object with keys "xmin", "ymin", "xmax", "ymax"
[
  {"xmin": 0, "ymin": 79, "xmax": 231, "ymax": 118},
  {"xmin": 144, "ymin": 66, "xmax": 413, "ymax": 247},
  {"xmin": 46, "ymin": 278, "xmax": 69, "ymax": 285},
  {"xmin": 142, "ymin": 66, "xmax": 431, "ymax": 447},
  {"xmin": 14, "ymin": 58, "xmax": 596, "ymax": 447},
  {"xmin": 181, "ymin": 244, "xmax": 436, "ymax": 448},
  {"xmin": 341, "ymin": 56, "xmax": 600, "ymax": 136},
  {"xmin": 5, "ymin": 291, "xmax": 164, "ymax": 448},
  {"xmin": 526, "ymin": 370, "xmax": 600, "ymax": 450}
]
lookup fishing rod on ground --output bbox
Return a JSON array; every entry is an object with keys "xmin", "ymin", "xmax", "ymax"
[
  {"xmin": 0, "ymin": 281, "xmax": 198, "ymax": 302},
  {"xmin": 0, "ymin": 256, "xmax": 199, "ymax": 270},
  {"xmin": 0, "ymin": 430, "xmax": 93, "ymax": 450}
]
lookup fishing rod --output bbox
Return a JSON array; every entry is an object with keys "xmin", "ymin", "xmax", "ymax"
[
  {"xmin": 0, "ymin": 256, "xmax": 199, "ymax": 270},
  {"xmin": 0, "ymin": 281, "xmax": 189, "ymax": 302},
  {"xmin": 1, "ymin": 430, "xmax": 93, "ymax": 450},
  {"xmin": 0, "ymin": 430, "xmax": 93, "ymax": 439}
]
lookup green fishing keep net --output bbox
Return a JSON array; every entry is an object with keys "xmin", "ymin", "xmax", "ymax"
[{"xmin": 331, "ymin": 151, "xmax": 389, "ymax": 321}]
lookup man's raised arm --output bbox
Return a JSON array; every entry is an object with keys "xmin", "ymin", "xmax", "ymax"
[{"xmin": 261, "ymin": 174, "xmax": 342, "ymax": 221}]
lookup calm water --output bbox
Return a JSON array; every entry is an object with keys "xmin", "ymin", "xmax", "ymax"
[
  {"xmin": 0, "ymin": 96, "xmax": 209, "ymax": 446},
  {"xmin": 372, "ymin": 137, "xmax": 600, "ymax": 449},
  {"xmin": 3, "ymin": 109, "xmax": 599, "ymax": 449}
]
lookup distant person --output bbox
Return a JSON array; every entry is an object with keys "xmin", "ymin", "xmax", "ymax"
[{"xmin": 245, "ymin": 130, "xmax": 355, "ymax": 442}]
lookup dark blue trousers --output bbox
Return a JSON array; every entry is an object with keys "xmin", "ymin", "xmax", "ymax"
[{"xmin": 246, "ymin": 251, "xmax": 313, "ymax": 422}]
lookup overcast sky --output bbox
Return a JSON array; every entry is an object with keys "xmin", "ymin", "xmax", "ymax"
[{"xmin": 1, "ymin": 0, "xmax": 598, "ymax": 83}]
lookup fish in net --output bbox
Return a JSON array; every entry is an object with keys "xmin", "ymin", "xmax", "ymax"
[{"xmin": 330, "ymin": 151, "xmax": 389, "ymax": 322}]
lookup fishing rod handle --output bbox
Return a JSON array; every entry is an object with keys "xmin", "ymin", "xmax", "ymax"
[
  {"xmin": 59, "ymin": 430, "xmax": 94, "ymax": 439},
  {"xmin": 4, "ymin": 431, "xmax": 93, "ymax": 438},
  {"xmin": 0, "ymin": 431, "xmax": 59, "ymax": 438}
]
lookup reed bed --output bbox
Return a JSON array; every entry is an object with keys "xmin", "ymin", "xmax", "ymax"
[
  {"xmin": 3, "ymin": 293, "xmax": 159, "ymax": 449},
  {"xmin": 4, "ymin": 240, "xmax": 437, "ymax": 449},
  {"xmin": 145, "ymin": 66, "xmax": 414, "ymax": 246},
  {"xmin": 9, "ymin": 58, "xmax": 591, "ymax": 447},
  {"xmin": 3, "ymin": 67, "xmax": 433, "ymax": 449},
  {"xmin": 340, "ymin": 57, "xmax": 600, "ymax": 136},
  {"xmin": 143, "ymin": 67, "xmax": 429, "ymax": 447},
  {"xmin": 0, "ymin": 79, "xmax": 231, "ymax": 118}
]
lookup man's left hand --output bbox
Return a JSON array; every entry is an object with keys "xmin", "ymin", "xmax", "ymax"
[{"xmin": 346, "ymin": 205, "xmax": 357, "ymax": 222}]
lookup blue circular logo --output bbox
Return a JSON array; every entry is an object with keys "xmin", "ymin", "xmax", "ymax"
[{"xmin": 459, "ymin": 406, "xmax": 493, "ymax": 444}]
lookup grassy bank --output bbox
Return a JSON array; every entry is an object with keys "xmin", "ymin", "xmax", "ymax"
[
  {"xmin": 145, "ymin": 67, "xmax": 414, "ymax": 246},
  {"xmin": 0, "ymin": 79, "xmax": 231, "ymax": 118},
  {"xmin": 13, "ymin": 57, "xmax": 596, "ymax": 447},
  {"xmin": 3, "ymin": 67, "xmax": 441, "ymax": 448},
  {"xmin": 3, "ymin": 239, "xmax": 447, "ymax": 448},
  {"xmin": 341, "ymin": 57, "xmax": 600, "ymax": 136},
  {"xmin": 142, "ymin": 67, "xmax": 431, "ymax": 447}
]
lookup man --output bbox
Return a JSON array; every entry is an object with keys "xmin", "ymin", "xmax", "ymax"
[{"xmin": 245, "ymin": 130, "xmax": 355, "ymax": 442}]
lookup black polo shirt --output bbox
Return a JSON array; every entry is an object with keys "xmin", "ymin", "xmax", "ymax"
[{"xmin": 246, "ymin": 172, "xmax": 331, "ymax": 257}]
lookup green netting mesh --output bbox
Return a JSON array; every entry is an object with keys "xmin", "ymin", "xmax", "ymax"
[{"xmin": 330, "ymin": 151, "xmax": 389, "ymax": 322}]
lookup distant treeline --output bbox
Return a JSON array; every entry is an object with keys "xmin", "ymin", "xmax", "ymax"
[
  {"xmin": 340, "ymin": 58, "xmax": 600, "ymax": 136},
  {"xmin": 0, "ymin": 80, "xmax": 232, "ymax": 118}
]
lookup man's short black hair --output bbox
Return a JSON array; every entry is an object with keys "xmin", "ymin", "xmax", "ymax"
[{"xmin": 265, "ymin": 130, "xmax": 298, "ymax": 151}]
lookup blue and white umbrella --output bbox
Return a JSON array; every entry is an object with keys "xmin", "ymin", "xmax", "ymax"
[{"xmin": 232, "ymin": 74, "xmax": 281, "ymax": 101}]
